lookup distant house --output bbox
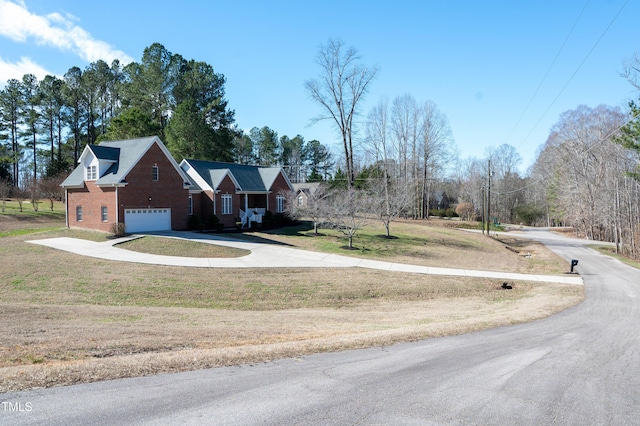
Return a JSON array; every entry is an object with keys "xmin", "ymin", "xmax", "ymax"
[
  {"xmin": 180, "ymin": 159, "xmax": 294, "ymax": 229},
  {"xmin": 60, "ymin": 136, "xmax": 192, "ymax": 233},
  {"xmin": 292, "ymin": 182, "xmax": 322, "ymax": 208},
  {"xmin": 429, "ymin": 190, "xmax": 451, "ymax": 211}
]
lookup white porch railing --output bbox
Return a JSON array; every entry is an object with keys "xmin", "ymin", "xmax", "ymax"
[{"xmin": 239, "ymin": 208, "xmax": 265, "ymax": 228}]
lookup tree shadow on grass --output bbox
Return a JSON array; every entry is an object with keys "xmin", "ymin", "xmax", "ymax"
[
  {"xmin": 375, "ymin": 235, "xmax": 399, "ymax": 240},
  {"xmin": 303, "ymin": 232, "xmax": 327, "ymax": 237}
]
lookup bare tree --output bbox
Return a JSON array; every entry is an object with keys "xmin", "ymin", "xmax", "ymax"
[
  {"xmin": 23, "ymin": 174, "xmax": 40, "ymax": 212},
  {"xmin": 0, "ymin": 178, "xmax": 11, "ymax": 212},
  {"xmin": 486, "ymin": 144, "xmax": 524, "ymax": 223},
  {"xmin": 419, "ymin": 100, "xmax": 454, "ymax": 218},
  {"xmin": 532, "ymin": 104, "xmax": 626, "ymax": 241},
  {"xmin": 326, "ymin": 188, "xmax": 372, "ymax": 249},
  {"xmin": 370, "ymin": 178, "xmax": 411, "ymax": 237},
  {"xmin": 455, "ymin": 202, "xmax": 475, "ymax": 221},
  {"xmin": 40, "ymin": 175, "xmax": 65, "ymax": 211},
  {"xmin": 391, "ymin": 94, "xmax": 420, "ymax": 189},
  {"xmin": 622, "ymin": 51, "xmax": 640, "ymax": 91},
  {"xmin": 288, "ymin": 183, "xmax": 331, "ymax": 235},
  {"xmin": 14, "ymin": 186, "xmax": 28, "ymax": 212},
  {"xmin": 366, "ymin": 98, "xmax": 396, "ymax": 235},
  {"xmin": 305, "ymin": 39, "xmax": 378, "ymax": 187},
  {"xmin": 454, "ymin": 157, "xmax": 486, "ymax": 222}
]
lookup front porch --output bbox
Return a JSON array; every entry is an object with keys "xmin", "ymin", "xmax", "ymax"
[{"xmin": 238, "ymin": 193, "xmax": 269, "ymax": 228}]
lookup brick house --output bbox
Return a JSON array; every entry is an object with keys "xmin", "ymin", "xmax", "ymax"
[
  {"xmin": 292, "ymin": 182, "xmax": 322, "ymax": 208},
  {"xmin": 61, "ymin": 136, "xmax": 192, "ymax": 233},
  {"xmin": 180, "ymin": 159, "xmax": 294, "ymax": 228}
]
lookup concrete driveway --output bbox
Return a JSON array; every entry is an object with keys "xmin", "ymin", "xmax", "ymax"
[{"xmin": 28, "ymin": 230, "xmax": 583, "ymax": 285}]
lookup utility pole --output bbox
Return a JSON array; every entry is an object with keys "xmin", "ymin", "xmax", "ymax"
[
  {"xmin": 487, "ymin": 158, "xmax": 491, "ymax": 235},
  {"xmin": 481, "ymin": 184, "xmax": 486, "ymax": 235}
]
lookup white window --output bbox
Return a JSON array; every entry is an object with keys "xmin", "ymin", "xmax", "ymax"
[
  {"xmin": 298, "ymin": 195, "xmax": 304, "ymax": 206},
  {"xmin": 76, "ymin": 205, "xmax": 83, "ymax": 221},
  {"xmin": 101, "ymin": 206, "xmax": 108, "ymax": 222},
  {"xmin": 276, "ymin": 195, "xmax": 285, "ymax": 213},
  {"xmin": 152, "ymin": 165, "xmax": 159, "ymax": 181},
  {"xmin": 221, "ymin": 194, "xmax": 232, "ymax": 215},
  {"xmin": 87, "ymin": 165, "xmax": 97, "ymax": 180},
  {"xmin": 188, "ymin": 195, "xmax": 193, "ymax": 215}
]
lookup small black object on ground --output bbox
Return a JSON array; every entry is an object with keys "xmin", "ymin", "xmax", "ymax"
[{"xmin": 501, "ymin": 282, "xmax": 513, "ymax": 290}]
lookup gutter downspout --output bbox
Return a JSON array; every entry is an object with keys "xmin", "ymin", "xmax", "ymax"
[{"xmin": 115, "ymin": 186, "xmax": 119, "ymax": 225}]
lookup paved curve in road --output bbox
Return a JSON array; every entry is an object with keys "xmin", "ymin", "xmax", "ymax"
[{"xmin": 3, "ymin": 228, "xmax": 639, "ymax": 425}]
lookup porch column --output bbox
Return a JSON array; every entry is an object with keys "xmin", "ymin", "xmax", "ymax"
[{"xmin": 244, "ymin": 194, "xmax": 248, "ymax": 212}]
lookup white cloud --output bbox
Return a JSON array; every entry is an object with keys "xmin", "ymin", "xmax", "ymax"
[
  {"xmin": 0, "ymin": 0, "xmax": 134, "ymax": 65},
  {"xmin": 0, "ymin": 56, "xmax": 52, "ymax": 84}
]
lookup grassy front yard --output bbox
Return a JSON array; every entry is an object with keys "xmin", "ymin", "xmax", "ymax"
[{"xmin": 0, "ymin": 214, "xmax": 583, "ymax": 391}]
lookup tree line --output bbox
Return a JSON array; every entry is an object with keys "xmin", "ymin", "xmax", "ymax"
[
  {"xmin": 304, "ymin": 39, "xmax": 640, "ymax": 260},
  {"xmin": 0, "ymin": 42, "xmax": 333, "ymax": 192},
  {"xmin": 4, "ymin": 36, "xmax": 640, "ymax": 261}
]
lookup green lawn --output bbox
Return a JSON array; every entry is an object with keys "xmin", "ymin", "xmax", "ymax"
[{"xmin": 0, "ymin": 199, "xmax": 66, "ymax": 217}]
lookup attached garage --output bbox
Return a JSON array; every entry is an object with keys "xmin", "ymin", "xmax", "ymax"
[{"xmin": 124, "ymin": 208, "xmax": 172, "ymax": 233}]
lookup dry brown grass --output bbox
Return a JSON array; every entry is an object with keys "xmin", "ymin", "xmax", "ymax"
[
  {"xmin": 115, "ymin": 236, "xmax": 250, "ymax": 258},
  {"xmin": 0, "ymin": 217, "xmax": 584, "ymax": 392},
  {"xmin": 243, "ymin": 218, "xmax": 568, "ymax": 274}
]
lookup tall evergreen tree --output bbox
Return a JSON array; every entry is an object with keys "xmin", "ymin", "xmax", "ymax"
[
  {"xmin": 63, "ymin": 66, "xmax": 84, "ymax": 164},
  {"xmin": 614, "ymin": 100, "xmax": 640, "ymax": 180},
  {"xmin": 21, "ymin": 74, "xmax": 42, "ymax": 184},
  {"xmin": 0, "ymin": 79, "xmax": 24, "ymax": 186},
  {"xmin": 39, "ymin": 75, "xmax": 66, "ymax": 175},
  {"xmin": 232, "ymin": 133, "xmax": 254, "ymax": 164},
  {"xmin": 306, "ymin": 139, "xmax": 333, "ymax": 181},
  {"xmin": 279, "ymin": 134, "xmax": 306, "ymax": 182},
  {"xmin": 100, "ymin": 107, "xmax": 161, "ymax": 141},
  {"xmin": 250, "ymin": 126, "xmax": 278, "ymax": 166},
  {"xmin": 165, "ymin": 99, "xmax": 215, "ymax": 160},
  {"xmin": 123, "ymin": 43, "xmax": 178, "ymax": 136}
]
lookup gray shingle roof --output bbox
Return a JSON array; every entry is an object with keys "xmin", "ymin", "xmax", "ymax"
[
  {"xmin": 183, "ymin": 159, "xmax": 289, "ymax": 192},
  {"xmin": 94, "ymin": 137, "xmax": 156, "ymax": 185},
  {"xmin": 61, "ymin": 136, "xmax": 191, "ymax": 189},
  {"xmin": 89, "ymin": 145, "xmax": 120, "ymax": 162}
]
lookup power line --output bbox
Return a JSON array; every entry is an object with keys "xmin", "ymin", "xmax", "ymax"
[
  {"xmin": 496, "ymin": 108, "xmax": 639, "ymax": 196},
  {"xmin": 512, "ymin": 0, "xmax": 630, "ymax": 151},
  {"xmin": 504, "ymin": 0, "xmax": 590, "ymax": 148}
]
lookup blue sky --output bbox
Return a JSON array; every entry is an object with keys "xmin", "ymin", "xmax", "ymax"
[{"xmin": 1, "ymin": 0, "xmax": 638, "ymax": 173}]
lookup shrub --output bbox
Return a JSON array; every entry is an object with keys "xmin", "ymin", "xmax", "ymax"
[
  {"xmin": 188, "ymin": 215, "xmax": 201, "ymax": 231},
  {"xmin": 262, "ymin": 211, "xmax": 275, "ymax": 229},
  {"xmin": 210, "ymin": 214, "xmax": 224, "ymax": 231},
  {"xmin": 110, "ymin": 222, "xmax": 126, "ymax": 237}
]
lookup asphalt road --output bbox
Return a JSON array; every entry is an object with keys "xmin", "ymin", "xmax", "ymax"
[{"xmin": 3, "ymin": 229, "xmax": 639, "ymax": 425}]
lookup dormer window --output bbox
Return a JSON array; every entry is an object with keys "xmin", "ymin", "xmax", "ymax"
[
  {"xmin": 87, "ymin": 165, "xmax": 97, "ymax": 180},
  {"xmin": 152, "ymin": 165, "xmax": 159, "ymax": 181}
]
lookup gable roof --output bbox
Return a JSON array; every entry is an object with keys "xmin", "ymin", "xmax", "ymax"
[
  {"xmin": 61, "ymin": 136, "xmax": 191, "ymax": 188},
  {"xmin": 181, "ymin": 159, "xmax": 293, "ymax": 193},
  {"xmin": 292, "ymin": 182, "xmax": 321, "ymax": 196}
]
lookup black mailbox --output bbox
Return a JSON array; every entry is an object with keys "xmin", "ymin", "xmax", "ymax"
[{"xmin": 570, "ymin": 259, "xmax": 579, "ymax": 273}]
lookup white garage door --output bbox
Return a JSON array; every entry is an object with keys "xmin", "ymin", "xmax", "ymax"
[{"xmin": 124, "ymin": 208, "xmax": 171, "ymax": 233}]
